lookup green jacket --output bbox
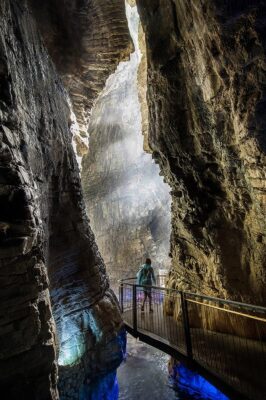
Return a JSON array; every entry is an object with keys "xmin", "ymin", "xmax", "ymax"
[{"xmin": 137, "ymin": 263, "xmax": 156, "ymax": 286}]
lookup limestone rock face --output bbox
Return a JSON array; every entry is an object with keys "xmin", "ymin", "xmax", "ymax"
[
  {"xmin": 138, "ymin": 22, "xmax": 150, "ymax": 153},
  {"xmin": 0, "ymin": 2, "xmax": 60, "ymax": 397},
  {"xmin": 0, "ymin": 0, "xmax": 130, "ymax": 398},
  {"xmin": 29, "ymin": 0, "xmax": 133, "ymax": 136},
  {"xmin": 136, "ymin": 0, "xmax": 266, "ymax": 303}
]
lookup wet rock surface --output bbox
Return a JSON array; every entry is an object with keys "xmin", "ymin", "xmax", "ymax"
[
  {"xmin": 0, "ymin": 0, "xmax": 131, "ymax": 398},
  {"xmin": 59, "ymin": 329, "xmax": 126, "ymax": 400},
  {"xmin": 29, "ymin": 0, "xmax": 133, "ymax": 137},
  {"xmin": 136, "ymin": 0, "xmax": 266, "ymax": 303}
]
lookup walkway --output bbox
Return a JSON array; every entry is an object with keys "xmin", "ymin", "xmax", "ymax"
[{"xmin": 119, "ymin": 278, "xmax": 266, "ymax": 400}]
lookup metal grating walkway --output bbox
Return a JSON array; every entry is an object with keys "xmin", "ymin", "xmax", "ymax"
[{"xmin": 119, "ymin": 278, "xmax": 266, "ymax": 400}]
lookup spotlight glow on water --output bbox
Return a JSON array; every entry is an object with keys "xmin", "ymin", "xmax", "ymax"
[{"xmin": 171, "ymin": 364, "xmax": 229, "ymax": 400}]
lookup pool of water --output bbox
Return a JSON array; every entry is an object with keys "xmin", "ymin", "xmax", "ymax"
[
  {"xmin": 117, "ymin": 335, "xmax": 229, "ymax": 400},
  {"xmin": 82, "ymin": 334, "xmax": 229, "ymax": 400}
]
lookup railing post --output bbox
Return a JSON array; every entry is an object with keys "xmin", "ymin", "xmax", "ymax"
[
  {"xmin": 181, "ymin": 292, "xmax": 193, "ymax": 359},
  {"xmin": 119, "ymin": 282, "xmax": 124, "ymax": 313},
  {"xmin": 132, "ymin": 284, "xmax": 137, "ymax": 334}
]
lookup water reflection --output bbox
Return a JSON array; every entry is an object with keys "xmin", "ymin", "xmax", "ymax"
[
  {"xmin": 83, "ymin": 334, "xmax": 229, "ymax": 399},
  {"xmin": 169, "ymin": 364, "xmax": 229, "ymax": 400},
  {"xmin": 79, "ymin": 372, "xmax": 119, "ymax": 400},
  {"xmin": 117, "ymin": 335, "xmax": 229, "ymax": 400}
]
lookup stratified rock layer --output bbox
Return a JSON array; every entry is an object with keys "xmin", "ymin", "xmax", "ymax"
[
  {"xmin": 0, "ymin": 0, "xmax": 130, "ymax": 398},
  {"xmin": 0, "ymin": 2, "xmax": 59, "ymax": 397},
  {"xmin": 29, "ymin": 0, "xmax": 133, "ymax": 136},
  {"xmin": 137, "ymin": 0, "xmax": 266, "ymax": 303}
]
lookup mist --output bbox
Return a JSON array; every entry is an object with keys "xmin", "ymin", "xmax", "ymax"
[{"xmin": 82, "ymin": 3, "xmax": 172, "ymax": 281}]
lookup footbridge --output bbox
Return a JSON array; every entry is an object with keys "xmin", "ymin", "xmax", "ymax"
[{"xmin": 118, "ymin": 277, "xmax": 266, "ymax": 400}]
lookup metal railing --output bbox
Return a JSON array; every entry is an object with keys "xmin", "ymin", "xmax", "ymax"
[{"xmin": 119, "ymin": 277, "xmax": 266, "ymax": 400}]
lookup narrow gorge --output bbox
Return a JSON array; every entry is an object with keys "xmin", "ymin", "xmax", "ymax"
[
  {"xmin": 81, "ymin": 4, "xmax": 171, "ymax": 290},
  {"xmin": 0, "ymin": 0, "xmax": 265, "ymax": 399}
]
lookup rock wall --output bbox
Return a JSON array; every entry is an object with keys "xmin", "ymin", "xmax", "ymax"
[
  {"xmin": 58, "ymin": 329, "xmax": 126, "ymax": 400},
  {"xmin": 136, "ymin": 0, "xmax": 266, "ymax": 303},
  {"xmin": 29, "ymin": 0, "xmax": 133, "ymax": 144},
  {"xmin": 0, "ymin": 0, "xmax": 131, "ymax": 398},
  {"xmin": 81, "ymin": 4, "xmax": 171, "ymax": 290}
]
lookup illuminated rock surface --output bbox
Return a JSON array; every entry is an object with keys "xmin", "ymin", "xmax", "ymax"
[
  {"xmin": 82, "ymin": 4, "xmax": 171, "ymax": 289},
  {"xmin": 29, "ymin": 0, "xmax": 133, "ymax": 137},
  {"xmin": 0, "ymin": 0, "xmax": 131, "ymax": 398},
  {"xmin": 136, "ymin": 0, "xmax": 266, "ymax": 303}
]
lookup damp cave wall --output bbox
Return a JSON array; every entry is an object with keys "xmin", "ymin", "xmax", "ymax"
[
  {"xmin": 28, "ymin": 0, "xmax": 133, "ymax": 137},
  {"xmin": 0, "ymin": 0, "xmax": 131, "ymax": 398},
  {"xmin": 136, "ymin": 0, "xmax": 266, "ymax": 303}
]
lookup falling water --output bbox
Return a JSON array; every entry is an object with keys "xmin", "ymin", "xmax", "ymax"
[{"xmin": 82, "ymin": 2, "xmax": 172, "ymax": 289}]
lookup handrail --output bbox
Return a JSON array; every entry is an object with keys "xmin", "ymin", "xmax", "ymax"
[
  {"xmin": 185, "ymin": 291, "xmax": 266, "ymax": 314},
  {"xmin": 187, "ymin": 298, "xmax": 266, "ymax": 323},
  {"xmin": 118, "ymin": 274, "xmax": 167, "ymax": 283},
  {"xmin": 119, "ymin": 276, "xmax": 266, "ymax": 314},
  {"xmin": 119, "ymin": 276, "xmax": 266, "ymax": 400}
]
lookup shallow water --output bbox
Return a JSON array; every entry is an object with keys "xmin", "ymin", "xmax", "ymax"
[
  {"xmin": 117, "ymin": 335, "xmax": 229, "ymax": 400},
  {"xmin": 117, "ymin": 335, "xmax": 175, "ymax": 400}
]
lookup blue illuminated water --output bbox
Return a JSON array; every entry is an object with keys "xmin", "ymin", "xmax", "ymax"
[
  {"xmin": 79, "ymin": 372, "xmax": 119, "ymax": 400},
  {"xmin": 82, "ymin": 333, "xmax": 229, "ymax": 400},
  {"xmin": 117, "ymin": 335, "xmax": 229, "ymax": 400},
  {"xmin": 170, "ymin": 365, "xmax": 229, "ymax": 400}
]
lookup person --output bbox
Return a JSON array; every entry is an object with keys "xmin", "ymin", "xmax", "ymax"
[{"xmin": 137, "ymin": 258, "xmax": 156, "ymax": 312}]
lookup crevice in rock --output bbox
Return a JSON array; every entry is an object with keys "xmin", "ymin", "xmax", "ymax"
[{"xmin": 81, "ymin": 2, "xmax": 172, "ymax": 291}]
